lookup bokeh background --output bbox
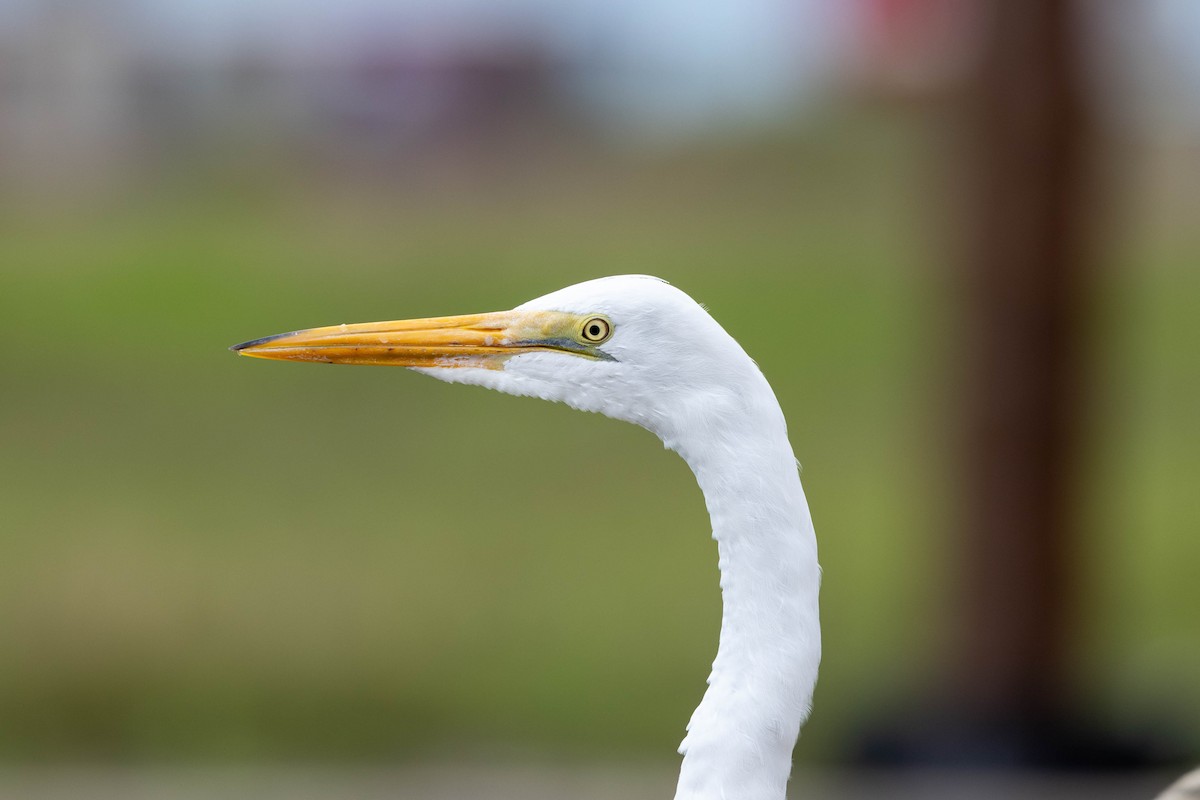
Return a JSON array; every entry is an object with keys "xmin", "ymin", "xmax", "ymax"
[{"xmin": 1, "ymin": 0, "xmax": 1197, "ymax": 796}]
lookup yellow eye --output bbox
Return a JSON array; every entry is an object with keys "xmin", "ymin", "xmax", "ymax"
[{"xmin": 579, "ymin": 316, "xmax": 613, "ymax": 344}]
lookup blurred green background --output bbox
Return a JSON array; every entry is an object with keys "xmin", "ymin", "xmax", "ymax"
[{"xmin": 0, "ymin": 0, "xmax": 1198, "ymax": 774}]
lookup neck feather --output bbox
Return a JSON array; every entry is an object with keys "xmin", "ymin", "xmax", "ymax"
[{"xmin": 658, "ymin": 380, "xmax": 821, "ymax": 800}]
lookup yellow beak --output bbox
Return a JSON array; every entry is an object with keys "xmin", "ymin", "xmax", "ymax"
[{"xmin": 231, "ymin": 310, "xmax": 608, "ymax": 369}]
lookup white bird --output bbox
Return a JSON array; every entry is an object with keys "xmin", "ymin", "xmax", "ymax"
[{"xmin": 233, "ymin": 275, "xmax": 821, "ymax": 800}]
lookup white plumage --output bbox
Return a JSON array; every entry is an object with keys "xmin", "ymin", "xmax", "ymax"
[{"xmin": 234, "ymin": 275, "xmax": 821, "ymax": 800}]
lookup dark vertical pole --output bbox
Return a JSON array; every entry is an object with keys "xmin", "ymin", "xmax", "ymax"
[
  {"xmin": 861, "ymin": 1, "xmax": 1163, "ymax": 767},
  {"xmin": 954, "ymin": 0, "xmax": 1091, "ymax": 735}
]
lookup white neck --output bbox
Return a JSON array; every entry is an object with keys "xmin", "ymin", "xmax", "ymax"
[{"xmin": 657, "ymin": 380, "xmax": 821, "ymax": 800}]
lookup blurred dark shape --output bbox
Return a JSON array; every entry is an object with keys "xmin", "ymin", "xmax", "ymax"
[
  {"xmin": 329, "ymin": 48, "xmax": 556, "ymax": 137},
  {"xmin": 856, "ymin": 0, "xmax": 1179, "ymax": 769},
  {"xmin": 307, "ymin": 43, "xmax": 568, "ymax": 179}
]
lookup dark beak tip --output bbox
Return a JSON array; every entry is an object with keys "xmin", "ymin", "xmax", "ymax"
[
  {"xmin": 230, "ymin": 339, "xmax": 260, "ymax": 353},
  {"xmin": 230, "ymin": 331, "xmax": 296, "ymax": 353}
]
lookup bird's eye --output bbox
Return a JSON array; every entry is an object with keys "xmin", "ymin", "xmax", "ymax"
[{"xmin": 579, "ymin": 316, "xmax": 613, "ymax": 344}]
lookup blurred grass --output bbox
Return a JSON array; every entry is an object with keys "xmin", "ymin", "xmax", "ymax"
[{"xmin": 0, "ymin": 113, "xmax": 1196, "ymax": 763}]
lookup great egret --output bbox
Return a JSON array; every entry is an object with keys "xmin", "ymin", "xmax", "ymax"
[{"xmin": 233, "ymin": 275, "xmax": 821, "ymax": 800}]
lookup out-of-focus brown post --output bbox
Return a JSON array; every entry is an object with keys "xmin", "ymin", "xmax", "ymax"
[{"xmin": 953, "ymin": 0, "xmax": 1091, "ymax": 729}]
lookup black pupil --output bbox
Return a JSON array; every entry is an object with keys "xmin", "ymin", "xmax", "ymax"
[{"xmin": 588, "ymin": 324, "xmax": 601, "ymax": 338}]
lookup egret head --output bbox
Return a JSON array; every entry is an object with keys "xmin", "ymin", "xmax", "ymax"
[
  {"xmin": 232, "ymin": 275, "xmax": 758, "ymax": 437},
  {"xmin": 232, "ymin": 274, "xmax": 818, "ymax": 797}
]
